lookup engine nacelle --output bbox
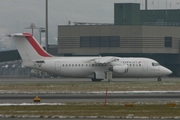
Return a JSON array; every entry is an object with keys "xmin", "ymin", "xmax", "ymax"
[{"xmin": 109, "ymin": 64, "xmax": 128, "ymax": 74}]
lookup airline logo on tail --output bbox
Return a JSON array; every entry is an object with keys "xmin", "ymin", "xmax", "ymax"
[
  {"xmin": 11, "ymin": 32, "xmax": 52, "ymax": 58},
  {"xmin": 22, "ymin": 33, "xmax": 52, "ymax": 57}
]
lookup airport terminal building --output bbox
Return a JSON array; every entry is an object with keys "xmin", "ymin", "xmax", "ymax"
[{"xmin": 57, "ymin": 3, "xmax": 180, "ymax": 76}]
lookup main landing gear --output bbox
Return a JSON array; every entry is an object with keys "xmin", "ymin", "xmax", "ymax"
[
  {"xmin": 157, "ymin": 77, "xmax": 162, "ymax": 82},
  {"xmin": 91, "ymin": 79, "xmax": 103, "ymax": 82}
]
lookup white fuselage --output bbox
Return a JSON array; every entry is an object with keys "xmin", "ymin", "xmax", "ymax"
[
  {"xmin": 10, "ymin": 33, "xmax": 172, "ymax": 80},
  {"xmin": 24, "ymin": 57, "xmax": 171, "ymax": 78}
]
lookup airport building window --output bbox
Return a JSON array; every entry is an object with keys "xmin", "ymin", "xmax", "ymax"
[
  {"xmin": 80, "ymin": 37, "xmax": 90, "ymax": 47},
  {"xmin": 164, "ymin": 37, "xmax": 172, "ymax": 47},
  {"xmin": 90, "ymin": 37, "xmax": 100, "ymax": 47},
  {"xmin": 80, "ymin": 36, "xmax": 120, "ymax": 47},
  {"xmin": 110, "ymin": 36, "xmax": 120, "ymax": 47},
  {"xmin": 100, "ymin": 37, "xmax": 109, "ymax": 47}
]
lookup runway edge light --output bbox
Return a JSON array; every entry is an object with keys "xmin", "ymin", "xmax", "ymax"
[
  {"xmin": 34, "ymin": 96, "xmax": 41, "ymax": 102},
  {"xmin": 124, "ymin": 103, "xmax": 135, "ymax": 107},
  {"xmin": 166, "ymin": 102, "xmax": 176, "ymax": 107}
]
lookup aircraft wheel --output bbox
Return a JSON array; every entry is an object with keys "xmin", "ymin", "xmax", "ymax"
[
  {"xmin": 91, "ymin": 79, "xmax": 102, "ymax": 82},
  {"xmin": 157, "ymin": 77, "xmax": 162, "ymax": 82}
]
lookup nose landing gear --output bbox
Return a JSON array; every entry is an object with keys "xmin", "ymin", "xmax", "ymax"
[{"xmin": 157, "ymin": 77, "xmax": 162, "ymax": 81}]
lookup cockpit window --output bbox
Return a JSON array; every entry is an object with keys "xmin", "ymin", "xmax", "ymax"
[{"xmin": 152, "ymin": 63, "xmax": 160, "ymax": 66}]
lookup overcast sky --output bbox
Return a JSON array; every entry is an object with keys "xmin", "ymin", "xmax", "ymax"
[{"xmin": 0, "ymin": 0, "xmax": 180, "ymax": 48}]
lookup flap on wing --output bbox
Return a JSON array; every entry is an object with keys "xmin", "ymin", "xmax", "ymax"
[
  {"xmin": 95, "ymin": 57, "xmax": 119, "ymax": 64},
  {"xmin": 83, "ymin": 57, "xmax": 119, "ymax": 64}
]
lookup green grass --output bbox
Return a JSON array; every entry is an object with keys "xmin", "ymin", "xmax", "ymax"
[
  {"xmin": 0, "ymin": 103, "xmax": 180, "ymax": 117},
  {"xmin": 0, "ymin": 81, "xmax": 180, "ymax": 92}
]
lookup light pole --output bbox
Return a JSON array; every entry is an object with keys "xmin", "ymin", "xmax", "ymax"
[
  {"xmin": 45, "ymin": 0, "xmax": 48, "ymax": 52},
  {"xmin": 25, "ymin": 23, "xmax": 38, "ymax": 35},
  {"xmin": 39, "ymin": 28, "xmax": 46, "ymax": 45}
]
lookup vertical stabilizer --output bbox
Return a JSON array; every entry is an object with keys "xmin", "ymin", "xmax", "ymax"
[{"xmin": 9, "ymin": 32, "xmax": 52, "ymax": 61}]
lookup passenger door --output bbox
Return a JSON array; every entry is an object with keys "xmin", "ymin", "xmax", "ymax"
[
  {"xmin": 142, "ymin": 61, "xmax": 148, "ymax": 71},
  {"xmin": 55, "ymin": 62, "xmax": 61, "ymax": 71}
]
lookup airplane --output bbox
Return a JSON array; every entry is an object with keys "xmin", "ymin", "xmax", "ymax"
[{"xmin": 9, "ymin": 32, "xmax": 172, "ymax": 82}]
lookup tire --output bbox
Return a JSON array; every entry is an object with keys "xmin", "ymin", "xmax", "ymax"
[
  {"xmin": 158, "ymin": 77, "xmax": 162, "ymax": 81},
  {"xmin": 91, "ymin": 79, "xmax": 102, "ymax": 82}
]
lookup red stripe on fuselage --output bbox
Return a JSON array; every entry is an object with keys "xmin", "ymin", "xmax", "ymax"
[{"xmin": 22, "ymin": 33, "xmax": 51, "ymax": 57}]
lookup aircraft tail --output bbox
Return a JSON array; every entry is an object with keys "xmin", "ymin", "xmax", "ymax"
[{"xmin": 9, "ymin": 32, "xmax": 52, "ymax": 61}]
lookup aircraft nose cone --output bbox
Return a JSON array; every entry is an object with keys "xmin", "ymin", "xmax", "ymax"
[
  {"xmin": 161, "ymin": 67, "xmax": 172, "ymax": 76},
  {"xmin": 167, "ymin": 69, "xmax": 172, "ymax": 75}
]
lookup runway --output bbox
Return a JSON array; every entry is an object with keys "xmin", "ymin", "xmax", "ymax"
[
  {"xmin": 0, "ymin": 77, "xmax": 178, "ymax": 83},
  {"xmin": 0, "ymin": 93, "xmax": 179, "ymax": 103},
  {"xmin": 1, "ymin": 118, "xmax": 173, "ymax": 120}
]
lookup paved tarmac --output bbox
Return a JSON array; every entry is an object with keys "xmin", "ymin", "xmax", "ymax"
[
  {"xmin": 0, "ymin": 77, "xmax": 178, "ymax": 83},
  {"xmin": 4, "ymin": 118, "xmax": 180, "ymax": 120},
  {"xmin": 0, "ymin": 93, "xmax": 179, "ymax": 103}
]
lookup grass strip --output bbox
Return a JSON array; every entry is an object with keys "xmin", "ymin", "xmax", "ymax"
[
  {"xmin": 0, "ymin": 81, "xmax": 180, "ymax": 92},
  {"xmin": 0, "ymin": 103, "xmax": 180, "ymax": 117}
]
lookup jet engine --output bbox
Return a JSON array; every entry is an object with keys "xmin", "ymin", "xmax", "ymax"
[{"xmin": 109, "ymin": 64, "xmax": 128, "ymax": 74}]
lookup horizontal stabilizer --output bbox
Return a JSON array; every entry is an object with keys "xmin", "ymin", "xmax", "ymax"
[{"xmin": 8, "ymin": 33, "xmax": 32, "ymax": 37}]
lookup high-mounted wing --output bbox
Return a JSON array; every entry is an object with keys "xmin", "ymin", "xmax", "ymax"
[{"xmin": 83, "ymin": 57, "xmax": 119, "ymax": 64}]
